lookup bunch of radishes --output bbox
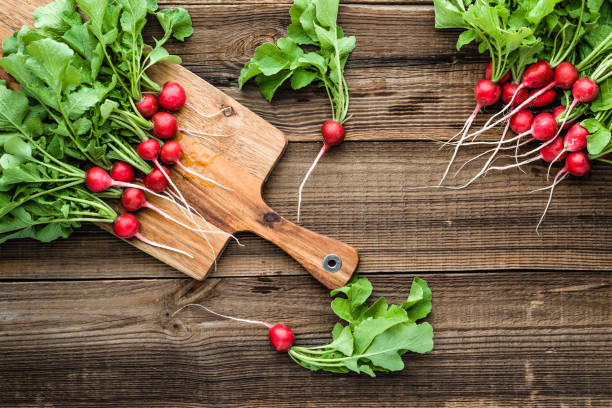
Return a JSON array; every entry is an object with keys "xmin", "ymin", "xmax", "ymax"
[{"xmin": 84, "ymin": 82, "xmax": 234, "ymax": 256}]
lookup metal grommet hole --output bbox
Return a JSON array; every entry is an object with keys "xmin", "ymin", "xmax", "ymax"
[{"xmin": 323, "ymin": 254, "xmax": 342, "ymax": 273}]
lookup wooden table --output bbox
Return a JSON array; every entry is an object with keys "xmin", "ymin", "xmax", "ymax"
[{"xmin": 1, "ymin": 1, "xmax": 611, "ymax": 407}]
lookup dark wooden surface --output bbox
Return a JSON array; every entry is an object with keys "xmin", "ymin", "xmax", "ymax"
[{"xmin": 1, "ymin": 1, "xmax": 611, "ymax": 407}]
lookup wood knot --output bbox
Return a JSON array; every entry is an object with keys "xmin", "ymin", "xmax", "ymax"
[{"xmin": 262, "ymin": 212, "xmax": 282, "ymax": 228}]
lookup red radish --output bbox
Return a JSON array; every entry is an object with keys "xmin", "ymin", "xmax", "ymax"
[
  {"xmin": 172, "ymin": 303, "xmax": 294, "ymax": 352},
  {"xmin": 510, "ymin": 110, "xmax": 533, "ymax": 134},
  {"xmin": 540, "ymin": 136, "xmax": 567, "ymax": 163},
  {"xmin": 297, "ymin": 120, "xmax": 346, "ymax": 221},
  {"xmin": 152, "ymin": 112, "xmax": 178, "ymax": 139},
  {"xmin": 85, "ymin": 167, "xmax": 114, "ymax": 192},
  {"xmin": 469, "ymin": 62, "xmax": 579, "ymax": 139},
  {"xmin": 564, "ymin": 124, "xmax": 589, "ymax": 152},
  {"xmin": 144, "ymin": 167, "xmax": 170, "ymax": 193},
  {"xmin": 135, "ymin": 94, "xmax": 158, "ymax": 118},
  {"xmin": 269, "ymin": 325, "xmax": 295, "ymax": 351},
  {"xmin": 113, "ymin": 213, "xmax": 193, "ymax": 257},
  {"xmin": 439, "ymin": 79, "xmax": 501, "ymax": 185},
  {"xmin": 485, "ymin": 61, "xmax": 511, "ymax": 84},
  {"xmin": 530, "ymin": 113, "xmax": 558, "ymax": 141},
  {"xmin": 158, "ymin": 82, "xmax": 186, "ymax": 111},
  {"xmin": 502, "ymin": 83, "xmax": 529, "ymax": 106},
  {"xmin": 555, "ymin": 77, "xmax": 599, "ymax": 133},
  {"xmin": 110, "ymin": 161, "xmax": 135, "ymax": 183},
  {"xmin": 137, "ymin": 139, "xmax": 161, "ymax": 161},
  {"xmin": 553, "ymin": 62, "xmax": 579, "ymax": 89},
  {"xmin": 529, "ymin": 88, "xmax": 556, "ymax": 108},
  {"xmin": 553, "ymin": 105, "xmax": 575, "ymax": 129}
]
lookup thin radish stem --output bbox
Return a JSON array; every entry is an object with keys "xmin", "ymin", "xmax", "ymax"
[
  {"xmin": 439, "ymin": 104, "xmax": 481, "ymax": 185},
  {"xmin": 449, "ymin": 130, "xmax": 528, "ymax": 147},
  {"xmin": 171, "ymin": 303, "xmax": 272, "ymax": 328},
  {"xmin": 185, "ymin": 103, "xmax": 233, "ymax": 118},
  {"xmin": 484, "ymin": 84, "xmax": 524, "ymax": 128},
  {"xmin": 454, "ymin": 136, "xmax": 533, "ymax": 177},
  {"xmin": 467, "ymin": 82, "xmax": 556, "ymax": 139},
  {"xmin": 536, "ymin": 169, "xmax": 567, "ymax": 233},
  {"xmin": 546, "ymin": 149, "xmax": 568, "ymax": 180},
  {"xmin": 135, "ymin": 232, "xmax": 193, "ymax": 258},
  {"xmin": 486, "ymin": 155, "xmax": 541, "ymax": 172},
  {"xmin": 297, "ymin": 144, "xmax": 329, "ymax": 223},
  {"xmin": 179, "ymin": 128, "xmax": 231, "ymax": 139},
  {"xmin": 439, "ymin": 121, "xmax": 470, "ymax": 150},
  {"xmin": 175, "ymin": 161, "xmax": 232, "ymax": 191}
]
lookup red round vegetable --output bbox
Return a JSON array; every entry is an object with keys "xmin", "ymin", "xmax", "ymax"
[
  {"xmin": 522, "ymin": 61, "xmax": 554, "ymax": 89},
  {"xmin": 540, "ymin": 136, "xmax": 567, "ymax": 163},
  {"xmin": 572, "ymin": 78, "xmax": 599, "ymax": 103},
  {"xmin": 160, "ymin": 141, "xmax": 184, "ymax": 165},
  {"xmin": 85, "ymin": 167, "xmax": 113, "ymax": 192},
  {"xmin": 502, "ymin": 82, "xmax": 529, "ymax": 106},
  {"xmin": 474, "ymin": 79, "xmax": 501, "ymax": 106},
  {"xmin": 113, "ymin": 213, "xmax": 140, "ymax": 238},
  {"xmin": 135, "ymin": 94, "xmax": 158, "ymax": 118},
  {"xmin": 158, "ymin": 82, "xmax": 187, "ymax": 111},
  {"xmin": 121, "ymin": 188, "xmax": 147, "ymax": 212},
  {"xmin": 137, "ymin": 139, "xmax": 161, "ymax": 161},
  {"xmin": 564, "ymin": 123, "xmax": 589, "ymax": 152},
  {"xmin": 553, "ymin": 105, "xmax": 574, "ymax": 129},
  {"xmin": 509, "ymin": 110, "xmax": 533, "ymax": 134},
  {"xmin": 268, "ymin": 324, "xmax": 295, "ymax": 351},
  {"xmin": 485, "ymin": 62, "xmax": 510, "ymax": 84},
  {"xmin": 565, "ymin": 151, "xmax": 591, "ymax": 176},
  {"xmin": 321, "ymin": 121, "xmax": 345, "ymax": 147},
  {"xmin": 529, "ymin": 88, "xmax": 556, "ymax": 108},
  {"xmin": 554, "ymin": 62, "xmax": 579, "ymax": 90},
  {"xmin": 110, "ymin": 161, "xmax": 135, "ymax": 183},
  {"xmin": 152, "ymin": 112, "xmax": 178, "ymax": 139},
  {"xmin": 531, "ymin": 113, "xmax": 558, "ymax": 141},
  {"xmin": 144, "ymin": 167, "xmax": 170, "ymax": 193}
]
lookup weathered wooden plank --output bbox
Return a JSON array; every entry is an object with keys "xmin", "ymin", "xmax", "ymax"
[
  {"xmin": 0, "ymin": 4, "xmax": 488, "ymax": 142},
  {"xmin": 2, "ymin": 141, "xmax": 611, "ymax": 280},
  {"xmin": 1, "ymin": 273, "xmax": 610, "ymax": 407}
]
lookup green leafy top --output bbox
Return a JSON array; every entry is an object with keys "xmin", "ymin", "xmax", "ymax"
[
  {"xmin": 238, "ymin": 0, "xmax": 355, "ymax": 124},
  {"xmin": 289, "ymin": 276, "xmax": 434, "ymax": 377}
]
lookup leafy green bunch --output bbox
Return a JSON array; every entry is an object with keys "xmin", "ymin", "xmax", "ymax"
[
  {"xmin": 289, "ymin": 276, "xmax": 434, "ymax": 377},
  {"xmin": 238, "ymin": 0, "xmax": 355, "ymax": 124}
]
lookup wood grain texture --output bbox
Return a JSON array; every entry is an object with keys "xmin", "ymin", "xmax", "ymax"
[
  {"xmin": 2, "ymin": 141, "xmax": 611, "ymax": 280},
  {"xmin": 1, "ymin": 273, "xmax": 610, "ymax": 407}
]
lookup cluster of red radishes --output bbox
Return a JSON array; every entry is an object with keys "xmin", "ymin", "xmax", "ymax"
[{"xmin": 83, "ymin": 82, "xmax": 218, "ymax": 251}]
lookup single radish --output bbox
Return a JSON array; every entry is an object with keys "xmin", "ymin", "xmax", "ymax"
[
  {"xmin": 137, "ymin": 139, "xmax": 162, "ymax": 161},
  {"xmin": 502, "ymin": 83, "xmax": 529, "ymax": 106},
  {"xmin": 160, "ymin": 141, "xmax": 230, "ymax": 190},
  {"xmin": 158, "ymin": 82, "xmax": 186, "ymax": 111},
  {"xmin": 554, "ymin": 77, "xmax": 599, "ymax": 134},
  {"xmin": 113, "ymin": 213, "xmax": 193, "ymax": 258},
  {"xmin": 110, "ymin": 161, "xmax": 135, "ymax": 183},
  {"xmin": 172, "ymin": 303, "xmax": 294, "ymax": 351},
  {"xmin": 485, "ymin": 61, "xmax": 511, "ymax": 84},
  {"xmin": 529, "ymin": 88, "xmax": 556, "ymax": 108},
  {"xmin": 540, "ymin": 136, "xmax": 567, "ymax": 163},
  {"xmin": 135, "ymin": 94, "xmax": 159, "ymax": 118},
  {"xmin": 144, "ymin": 167, "xmax": 170, "ymax": 193},
  {"xmin": 545, "ymin": 123, "xmax": 589, "ymax": 178},
  {"xmin": 152, "ymin": 112, "xmax": 178, "ymax": 139},
  {"xmin": 510, "ymin": 110, "xmax": 533, "ymax": 134},
  {"xmin": 553, "ymin": 105, "xmax": 575, "ymax": 130},
  {"xmin": 439, "ymin": 79, "xmax": 501, "ymax": 185},
  {"xmin": 538, "ymin": 151, "xmax": 591, "ymax": 231},
  {"xmin": 469, "ymin": 61, "xmax": 579, "ymax": 139},
  {"xmin": 297, "ymin": 120, "xmax": 346, "ymax": 222}
]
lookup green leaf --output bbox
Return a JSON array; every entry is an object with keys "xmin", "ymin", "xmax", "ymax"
[
  {"xmin": 251, "ymin": 43, "xmax": 291, "ymax": 76},
  {"xmin": 146, "ymin": 47, "xmax": 182, "ymax": 67},
  {"xmin": 314, "ymin": 25, "xmax": 335, "ymax": 49},
  {"xmin": 156, "ymin": 8, "xmax": 194, "ymax": 41},
  {"xmin": 401, "ymin": 277, "xmax": 433, "ymax": 321},
  {"xmin": 99, "ymin": 99, "xmax": 119, "ymax": 124},
  {"xmin": 291, "ymin": 68, "xmax": 318, "ymax": 90},
  {"xmin": 4, "ymin": 136, "xmax": 32, "ymax": 159},
  {"xmin": 315, "ymin": 0, "xmax": 339, "ymax": 29},
  {"xmin": 327, "ymin": 325, "xmax": 353, "ymax": 356},
  {"xmin": 76, "ymin": 0, "xmax": 107, "ymax": 31},
  {"xmin": 583, "ymin": 119, "xmax": 612, "ymax": 155},
  {"xmin": 353, "ymin": 306, "xmax": 409, "ymax": 353},
  {"xmin": 255, "ymin": 70, "xmax": 293, "ymax": 101},
  {"xmin": 34, "ymin": 0, "xmax": 76, "ymax": 37},
  {"xmin": 0, "ymin": 86, "xmax": 30, "ymax": 132},
  {"xmin": 456, "ymin": 28, "xmax": 477, "ymax": 50},
  {"xmin": 336, "ymin": 35, "xmax": 356, "ymax": 57},
  {"xmin": 238, "ymin": 62, "xmax": 262, "ymax": 89},
  {"xmin": 25, "ymin": 38, "xmax": 77, "ymax": 93},
  {"xmin": 433, "ymin": 0, "xmax": 469, "ymax": 28},
  {"xmin": 64, "ymin": 87, "xmax": 101, "ymax": 120}
]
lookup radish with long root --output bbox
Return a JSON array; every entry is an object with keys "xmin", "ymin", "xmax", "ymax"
[
  {"xmin": 238, "ymin": 0, "xmax": 356, "ymax": 222},
  {"xmin": 113, "ymin": 213, "xmax": 193, "ymax": 258},
  {"xmin": 172, "ymin": 303, "xmax": 294, "ymax": 351},
  {"xmin": 545, "ymin": 123, "xmax": 589, "ymax": 178}
]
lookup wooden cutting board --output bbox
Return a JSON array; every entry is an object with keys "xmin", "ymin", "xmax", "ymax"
[{"xmin": 0, "ymin": 1, "xmax": 359, "ymax": 289}]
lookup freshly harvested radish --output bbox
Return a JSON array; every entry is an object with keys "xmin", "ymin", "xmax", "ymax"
[
  {"xmin": 113, "ymin": 213, "xmax": 193, "ymax": 258},
  {"xmin": 553, "ymin": 105, "xmax": 575, "ymax": 130},
  {"xmin": 110, "ymin": 161, "xmax": 135, "ymax": 183},
  {"xmin": 135, "ymin": 94, "xmax": 159, "ymax": 118},
  {"xmin": 556, "ymin": 77, "xmax": 599, "ymax": 131},
  {"xmin": 502, "ymin": 83, "xmax": 529, "ymax": 106},
  {"xmin": 529, "ymin": 88, "xmax": 556, "ymax": 108},
  {"xmin": 152, "ymin": 112, "xmax": 178, "ymax": 139},
  {"xmin": 144, "ymin": 167, "xmax": 171, "ymax": 193},
  {"xmin": 158, "ymin": 82, "xmax": 186, "ymax": 111},
  {"xmin": 297, "ymin": 120, "xmax": 346, "ymax": 222},
  {"xmin": 172, "ymin": 303, "xmax": 294, "ymax": 351},
  {"xmin": 137, "ymin": 139, "xmax": 162, "ymax": 161},
  {"xmin": 545, "ymin": 123, "xmax": 589, "ymax": 178}
]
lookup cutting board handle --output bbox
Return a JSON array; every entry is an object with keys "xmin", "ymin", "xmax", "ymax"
[{"xmin": 247, "ymin": 203, "xmax": 359, "ymax": 289}]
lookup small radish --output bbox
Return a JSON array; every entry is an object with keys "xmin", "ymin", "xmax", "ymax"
[
  {"xmin": 555, "ymin": 77, "xmax": 599, "ymax": 133},
  {"xmin": 522, "ymin": 60, "xmax": 555, "ymax": 89},
  {"xmin": 172, "ymin": 303, "xmax": 294, "ymax": 351},
  {"xmin": 510, "ymin": 110, "xmax": 533, "ymax": 134},
  {"xmin": 553, "ymin": 62, "xmax": 579, "ymax": 89},
  {"xmin": 553, "ymin": 105, "xmax": 575, "ymax": 130},
  {"xmin": 110, "ymin": 161, "xmax": 135, "ymax": 183},
  {"xmin": 135, "ymin": 94, "xmax": 159, "ymax": 118},
  {"xmin": 158, "ymin": 82, "xmax": 186, "ymax": 112},
  {"xmin": 144, "ymin": 167, "xmax": 170, "ymax": 193},
  {"xmin": 85, "ymin": 167, "xmax": 114, "ymax": 192},
  {"xmin": 545, "ymin": 123, "xmax": 589, "ymax": 178},
  {"xmin": 485, "ymin": 61, "xmax": 511, "ymax": 84},
  {"xmin": 540, "ymin": 136, "xmax": 567, "ymax": 163},
  {"xmin": 502, "ymin": 83, "xmax": 529, "ymax": 106},
  {"xmin": 152, "ymin": 112, "xmax": 178, "ymax": 139},
  {"xmin": 530, "ymin": 113, "xmax": 558, "ymax": 141},
  {"xmin": 529, "ymin": 88, "xmax": 556, "ymax": 108},
  {"xmin": 113, "ymin": 213, "xmax": 193, "ymax": 258},
  {"xmin": 297, "ymin": 120, "xmax": 346, "ymax": 222},
  {"xmin": 137, "ymin": 139, "xmax": 162, "ymax": 161},
  {"xmin": 439, "ymin": 79, "xmax": 500, "ymax": 185}
]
